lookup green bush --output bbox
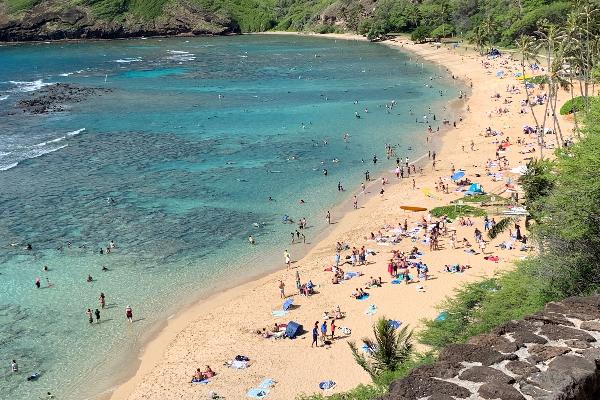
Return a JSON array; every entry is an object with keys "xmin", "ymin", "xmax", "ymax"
[
  {"xmin": 410, "ymin": 25, "xmax": 432, "ymax": 42},
  {"xmin": 560, "ymin": 96, "xmax": 587, "ymax": 115},
  {"xmin": 430, "ymin": 205, "xmax": 486, "ymax": 219},
  {"xmin": 430, "ymin": 23, "xmax": 455, "ymax": 38}
]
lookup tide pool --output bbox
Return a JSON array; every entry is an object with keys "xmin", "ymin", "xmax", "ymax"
[{"xmin": 0, "ymin": 34, "xmax": 462, "ymax": 399}]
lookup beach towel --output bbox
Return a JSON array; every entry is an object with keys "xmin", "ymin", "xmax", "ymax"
[
  {"xmin": 271, "ymin": 309, "xmax": 288, "ymax": 317},
  {"xmin": 230, "ymin": 360, "xmax": 248, "ymax": 369},
  {"xmin": 388, "ymin": 320, "xmax": 402, "ymax": 329},
  {"xmin": 344, "ymin": 271, "xmax": 359, "ymax": 280},
  {"xmin": 436, "ymin": 312, "xmax": 448, "ymax": 322},
  {"xmin": 282, "ymin": 298, "xmax": 294, "ymax": 311},
  {"xmin": 356, "ymin": 293, "xmax": 370, "ymax": 301},
  {"xmin": 365, "ymin": 304, "xmax": 377, "ymax": 315},
  {"xmin": 340, "ymin": 326, "xmax": 351, "ymax": 335},
  {"xmin": 192, "ymin": 378, "xmax": 210, "ymax": 384},
  {"xmin": 258, "ymin": 379, "xmax": 275, "ymax": 389},
  {"xmin": 247, "ymin": 388, "xmax": 269, "ymax": 399},
  {"xmin": 361, "ymin": 343, "xmax": 372, "ymax": 353},
  {"xmin": 319, "ymin": 381, "xmax": 337, "ymax": 390}
]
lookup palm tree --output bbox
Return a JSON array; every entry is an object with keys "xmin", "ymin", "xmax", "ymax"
[
  {"xmin": 516, "ymin": 35, "xmax": 544, "ymax": 157},
  {"xmin": 348, "ymin": 317, "xmax": 413, "ymax": 381}
]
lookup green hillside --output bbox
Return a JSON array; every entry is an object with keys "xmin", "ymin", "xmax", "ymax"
[{"xmin": 0, "ymin": 0, "xmax": 598, "ymax": 43}]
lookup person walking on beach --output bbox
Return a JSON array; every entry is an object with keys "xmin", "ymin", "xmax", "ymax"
[
  {"xmin": 99, "ymin": 292, "xmax": 106, "ymax": 309},
  {"xmin": 284, "ymin": 250, "xmax": 291, "ymax": 269},
  {"xmin": 125, "ymin": 305, "xmax": 133, "ymax": 323},
  {"xmin": 353, "ymin": 196, "xmax": 358, "ymax": 209},
  {"xmin": 278, "ymin": 280, "xmax": 285, "ymax": 299},
  {"xmin": 311, "ymin": 322, "xmax": 319, "ymax": 347},
  {"xmin": 326, "ymin": 211, "xmax": 331, "ymax": 225},
  {"xmin": 321, "ymin": 321, "xmax": 328, "ymax": 343},
  {"xmin": 86, "ymin": 308, "xmax": 93, "ymax": 324},
  {"xmin": 295, "ymin": 271, "xmax": 302, "ymax": 295},
  {"xmin": 11, "ymin": 360, "xmax": 18, "ymax": 373}
]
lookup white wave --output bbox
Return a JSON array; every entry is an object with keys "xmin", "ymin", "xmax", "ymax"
[
  {"xmin": 167, "ymin": 50, "xmax": 191, "ymax": 54},
  {"xmin": 0, "ymin": 95, "xmax": 8, "ymax": 101},
  {"xmin": 58, "ymin": 72, "xmax": 74, "ymax": 77},
  {"xmin": 27, "ymin": 144, "xmax": 68, "ymax": 160},
  {"xmin": 0, "ymin": 162, "xmax": 18, "ymax": 171},
  {"xmin": 8, "ymin": 79, "xmax": 53, "ymax": 93},
  {"xmin": 114, "ymin": 58, "xmax": 143, "ymax": 63},
  {"xmin": 35, "ymin": 136, "xmax": 66, "ymax": 147},
  {"xmin": 66, "ymin": 128, "xmax": 86, "ymax": 137}
]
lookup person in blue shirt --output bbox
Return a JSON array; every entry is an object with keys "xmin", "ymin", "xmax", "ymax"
[{"xmin": 321, "ymin": 321, "xmax": 328, "ymax": 342}]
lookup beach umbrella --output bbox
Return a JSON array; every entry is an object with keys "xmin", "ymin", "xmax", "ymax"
[
  {"xmin": 282, "ymin": 298, "xmax": 294, "ymax": 311},
  {"xmin": 451, "ymin": 171, "xmax": 465, "ymax": 181}
]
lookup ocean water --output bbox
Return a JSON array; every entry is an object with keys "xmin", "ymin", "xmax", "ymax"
[{"xmin": 0, "ymin": 35, "xmax": 461, "ymax": 399}]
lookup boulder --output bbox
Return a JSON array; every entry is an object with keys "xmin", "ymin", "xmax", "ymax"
[
  {"xmin": 478, "ymin": 382, "xmax": 526, "ymax": 400},
  {"xmin": 438, "ymin": 344, "xmax": 514, "ymax": 366},
  {"xmin": 459, "ymin": 366, "xmax": 515, "ymax": 384}
]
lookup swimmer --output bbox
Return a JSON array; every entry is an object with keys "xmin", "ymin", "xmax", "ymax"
[
  {"xmin": 87, "ymin": 275, "xmax": 93, "ymax": 283},
  {"xmin": 249, "ymin": 235, "xmax": 255, "ymax": 245},
  {"xmin": 101, "ymin": 266, "xmax": 109, "ymax": 272},
  {"xmin": 299, "ymin": 199, "xmax": 305, "ymax": 204}
]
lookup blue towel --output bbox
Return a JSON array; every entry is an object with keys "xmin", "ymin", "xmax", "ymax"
[
  {"xmin": 319, "ymin": 380, "xmax": 336, "ymax": 390},
  {"xmin": 258, "ymin": 378, "xmax": 275, "ymax": 389},
  {"xmin": 271, "ymin": 310, "xmax": 288, "ymax": 317},
  {"xmin": 247, "ymin": 388, "xmax": 269, "ymax": 398},
  {"xmin": 391, "ymin": 279, "xmax": 402, "ymax": 284},
  {"xmin": 191, "ymin": 378, "xmax": 209, "ymax": 384},
  {"xmin": 388, "ymin": 320, "xmax": 402, "ymax": 329},
  {"xmin": 357, "ymin": 293, "xmax": 370, "ymax": 300},
  {"xmin": 436, "ymin": 311, "xmax": 448, "ymax": 321}
]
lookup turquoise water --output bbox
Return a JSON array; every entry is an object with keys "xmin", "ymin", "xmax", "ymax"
[{"xmin": 0, "ymin": 35, "xmax": 460, "ymax": 399}]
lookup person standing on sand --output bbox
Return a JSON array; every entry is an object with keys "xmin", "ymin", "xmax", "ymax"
[
  {"xmin": 284, "ymin": 250, "xmax": 291, "ymax": 269},
  {"xmin": 278, "ymin": 280, "xmax": 285, "ymax": 299},
  {"xmin": 94, "ymin": 309, "xmax": 101, "ymax": 323},
  {"xmin": 99, "ymin": 292, "xmax": 105, "ymax": 309},
  {"xmin": 86, "ymin": 308, "xmax": 93, "ymax": 324},
  {"xmin": 326, "ymin": 211, "xmax": 331, "ymax": 225},
  {"xmin": 125, "ymin": 305, "xmax": 133, "ymax": 323},
  {"xmin": 330, "ymin": 320, "xmax": 336, "ymax": 339},
  {"xmin": 295, "ymin": 272, "xmax": 302, "ymax": 295},
  {"xmin": 353, "ymin": 196, "xmax": 358, "ymax": 209},
  {"xmin": 311, "ymin": 322, "xmax": 319, "ymax": 347},
  {"xmin": 321, "ymin": 321, "xmax": 328, "ymax": 343}
]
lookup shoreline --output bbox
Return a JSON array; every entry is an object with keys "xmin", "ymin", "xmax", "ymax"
[
  {"xmin": 104, "ymin": 32, "xmax": 466, "ymax": 400},
  {"xmin": 107, "ymin": 33, "xmax": 570, "ymax": 400}
]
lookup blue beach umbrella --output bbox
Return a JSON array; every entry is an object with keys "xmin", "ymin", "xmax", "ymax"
[
  {"xmin": 451, "ymin": 171, "xmax": 465, "ymax": 181},
  {"xmin": 282, "ymin": 298, "xmax": 294, "ymax": 311}
]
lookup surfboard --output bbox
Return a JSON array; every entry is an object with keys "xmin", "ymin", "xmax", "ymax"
[{"xmin": 400, "ymin": 206, "xmax": 427, "ymax": 212}]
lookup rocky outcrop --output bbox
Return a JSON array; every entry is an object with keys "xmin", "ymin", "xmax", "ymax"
[
  {"xmin": 14, "ymin": 84, "xmax": 112, "ymax": 114},
  {"xmin": 0, "ymin": 0, "xmax": 239, "ymax": 42},
  {"xmin": 381, "ymin": 295, "xmax": 600, "ymax": 399}
]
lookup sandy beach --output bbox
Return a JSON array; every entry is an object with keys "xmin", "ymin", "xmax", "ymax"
[{"xmin": 108, "ymin": 34, "xmax": 573, "ymax": 400}]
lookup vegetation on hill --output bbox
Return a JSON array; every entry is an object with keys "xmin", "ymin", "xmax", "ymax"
[{"xmin": 3, "ymin": 0, "xmax": 599, "ymax": 44}]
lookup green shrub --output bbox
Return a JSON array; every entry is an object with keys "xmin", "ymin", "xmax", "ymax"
[
  {"xmin": 560, "ymin": 96, "xmax": 587, "ymax": 115},
  {"xmin": 430, "ymin": 23, "xmax": 455, "ymax": 38},
  {"xmin": 430, "ymin": 205, "xmax": 486, "ymax": 219},
  {"xmin": 410, "ymin": 25, "xmax": 432, "ymax": 42}
]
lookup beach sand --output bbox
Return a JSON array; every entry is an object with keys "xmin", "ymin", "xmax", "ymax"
[{"xmin": 108, "ymin": 34, "xmax": 573, "ymax": 400}]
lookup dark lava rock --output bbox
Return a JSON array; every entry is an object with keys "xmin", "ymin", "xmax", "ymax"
[
  {"xmin": 565, "ymin": 339, "xmax": 592, "ymax": 349},
  {"xmin": 494, "ymin": 320, "xmax": 548, "ymax": 345},
  {"xmin": 505, "ymin": 360, "xmax": 540, "ymax": 376},
  {"xmin": 412, "ymin": 361, "xmax": 463, "ymax": 379},
  {"xmin": 386, "ymin": 372, "xmax": 471, "ymax": 399},
  {"xmin": 525, "ymin": 311, "xmax": 575, "ymax": 326},
  {"xmin": 438, "ymin": 343, "xmax": 514, "ymax": 366},
  {"xmin": 580, "ymin": 320, "xmax": 600, "ymax": 331},
  {"xmin": 478, "ymin": 382, "xmax": 526, "ymax": 400},
  {"xmin": 16, "ymin": 84, "xmax": 112, "ymax": 114},
  {"xmin": 459, "ymin": 366, "xmax": 515, "ymax": 384},
  {"xmin": 468, "ymin": 333, "xmax": 520, "ymax": 353},
  {"xmin": 539, "ymin": 325, "xmax": 596, "ymax": 342},
  {"xmin": 527, "ymin": 344, "xmax": 570, "ymax": 362}
]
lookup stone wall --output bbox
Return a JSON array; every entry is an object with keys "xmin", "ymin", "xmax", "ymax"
[{"xmin": 381, "ymin": 295, "xmax": 600, "ymax": 400}]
